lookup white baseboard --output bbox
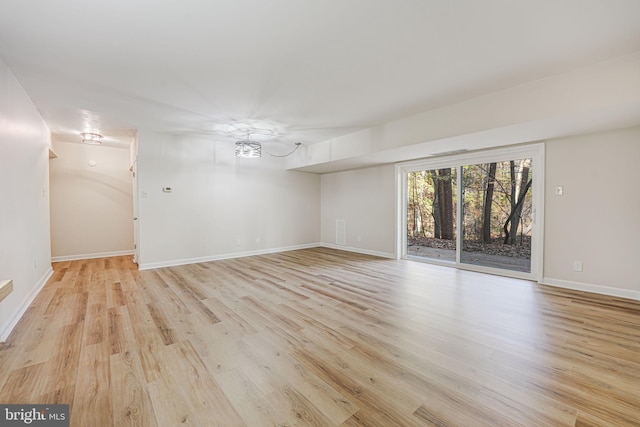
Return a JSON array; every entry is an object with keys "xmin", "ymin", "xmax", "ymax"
[
  {"xmin": 138, "ymin": 243, "xmax": 322, "ymax": 271},
  {"xmin": 52, "ymin": 250, "xmax": 134, "ymax": 262},
  {"xmin": 541, "ymin": 277, "xmax": 640, "ymax": 301},
  {"xmin": 319, "ymin": 243, "xmax": 396, "ymax": 259},
  {"xmin": 1, "ymin": 267, "xmax": 54, "ymax": 342}
]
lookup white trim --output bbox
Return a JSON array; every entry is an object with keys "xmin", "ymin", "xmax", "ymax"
[
  {"xmin": 1, "ymin": 267, "xmax": 54, "ymax": 342},
  {"xmin": 52, "ymin": 250, "xmax": 134, "ymax": 262},
  {"xmin": 395, "ymin": 164, "xmax": 407, "ymax": 260},
  {"xmin": 406, "ymin": 254, "xmax": 534, "ymax": 280},
  {"xmin": 320, "ymin": 243, "xmax": 395, "ymax": 259},
  {"xmin": 398, "ymin": 143, "xmax": 545, "ymax": 171},
  {"xmin": 393, "ymin": 163, "xmax": 402, "ymax": 259},
  {"xmin": 132, "ymin": 158, "xmax": 139, "ymax": 265},
  {"xmin": 138, "ymin": 243, "xmax": 321, "ymax": 270},
  {"xmin": 457, "ymin": 262, "xmax": 534, "ymax": 281},
  {"xmin": 533, "ymin": 143, "xmax": 545, "ymax": 281},
  {"xmin": 542, "ymin": 278, "xmax": 640, "ymax": 301},
  {"xmin": 404, "ymin": 255, "xmax": 456, "ymax": 268}
]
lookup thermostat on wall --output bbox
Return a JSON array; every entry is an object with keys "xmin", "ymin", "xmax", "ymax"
[{"xmin": 162, "ymin": 187, "xmax": 172, "ymax": 193}]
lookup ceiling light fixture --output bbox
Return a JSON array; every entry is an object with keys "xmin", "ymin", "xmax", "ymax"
[
  {"xmin": 235, "ymin": 130, "xmax": 262, "ymax": 158},
  {"xmin": 224, "ymin": 121, "xmax": 301, "ymax": 159},
  {"xmin": 234, "ymin": 138, "xmax": 302, "ymax": 159},
  {"xmin": 81, "ymin": 132, "xmax": 102, "ymax": 145},
  {"xmin": 235, "ymin": 140, "xmax": 262, "ymax": 158}
]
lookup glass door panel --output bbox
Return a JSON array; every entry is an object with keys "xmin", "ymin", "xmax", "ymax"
[
  {"xmin": 461, "ymin": 159, "xmax": 533, "ymax": 272},
  {"xmin": 406, "ymin": 168, "xmax": 457, "ymax": 262}
]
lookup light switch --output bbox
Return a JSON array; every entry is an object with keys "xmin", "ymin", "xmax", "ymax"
[{"xmin": 555, "ymin": 186, "xmax": 563, "ymax": 196}]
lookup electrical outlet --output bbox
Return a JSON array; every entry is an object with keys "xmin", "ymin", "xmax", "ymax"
[
  {"xmin": 573, "ymin": 261, "xmax": 583, "ymax": 272},
  {"xmin": 357, "ymin": 235, "xmax": 362, "ymax": 242},
  {"xmin": 256, "ymin": 237, "xmax": 260, "ymax": 243}
]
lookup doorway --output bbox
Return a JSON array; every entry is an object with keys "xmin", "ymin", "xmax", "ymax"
[
  {"xmin": 132, "ymin": 159, "xmax": 139, "ymax": 264},
  {"xmin": 399, "ymin": 144, "xmax": 544, "ymax": 280}
]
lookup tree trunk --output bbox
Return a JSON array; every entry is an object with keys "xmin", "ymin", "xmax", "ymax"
[
  {"xmin": 509, "ymin": 161, "xmax": 516, "ymax": 210},
  {"xmin": 437, "ymin": 168, "xmax": 454, "ymax": 240},
  {"xmin": 482, "ymin": 162, "xmax": 497, "ymax": 243},
  {"xmin": 503, "ymin": 176, "xmax": 532, "ymax": 245},
  {"xmin": 507, "ymin": 165, "xmax": 530, "ymax": 243},
  {"xmin": 430, "ymin": 170, "xmax": 442, "ymax": 239}
]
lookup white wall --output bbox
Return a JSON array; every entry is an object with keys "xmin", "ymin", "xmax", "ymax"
[
  {"xmin": 0, "ymin": 59, "xmax": 53, "ymax": 341},
  {"xmin": 543, "ymin": 126, "xmax": 640, "ymax": 299},
  {"xmin": 320, "ymin": 164, "xmax": 396, "ymax": 257},
  {"xmin": 49, "ymin": 140, "xmax": 134, "ymax": 260},
  {"xmin": 136, "ymin": 132, "xmax": 321, "ymax": 268}
]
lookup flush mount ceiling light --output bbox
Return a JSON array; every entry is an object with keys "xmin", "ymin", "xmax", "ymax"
[{"xmin": 81, "ymin": 132, "xmax": 102, "ymax": 145}]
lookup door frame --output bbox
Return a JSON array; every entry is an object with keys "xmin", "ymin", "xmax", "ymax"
[
  {"xmin": 396, "ymin": 143, "xmax": 545, "ymax": 282},
  {"xmin": 132, "ymin": 158, "xmax": 140, "ymax": 265}
]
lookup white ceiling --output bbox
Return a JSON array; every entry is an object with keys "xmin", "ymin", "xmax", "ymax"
[{"xmin": 1, "ymin": 0, "xmax": 639, "ymax": 152}]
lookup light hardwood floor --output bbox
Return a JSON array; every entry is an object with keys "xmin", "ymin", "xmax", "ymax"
[{"xmin": 0, "ymin": 248, "xmax": 638, "ymax": 426}]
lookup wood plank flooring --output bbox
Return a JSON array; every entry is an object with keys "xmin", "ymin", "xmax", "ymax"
[{"xmin": 0, "ymin": 248, "xmax": 638, "ymax": 426}]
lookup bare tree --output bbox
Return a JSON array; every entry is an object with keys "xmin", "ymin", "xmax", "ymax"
[
  {"xmin": 482, "ymin": 162, "xmax": 497, "ymax": 243},
  {"xmin": 429, "ymin": 171, "xmax": 442, "ymax": 238},
  {"xmin": 503, "ymin": 160, "xmax": 531, "ymax": 245}
]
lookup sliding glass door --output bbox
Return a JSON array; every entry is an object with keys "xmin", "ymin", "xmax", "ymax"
[
  {"xmin": 400, "ymin": 145, "xmax": 543, "ymax": 280},
  {"xmin": 406, "ymin": 168, "xmax": 457, "ymax": 262},
  {"xmin": 460, "ymin": 159, "xmax": 532, "ymax": 273}
]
